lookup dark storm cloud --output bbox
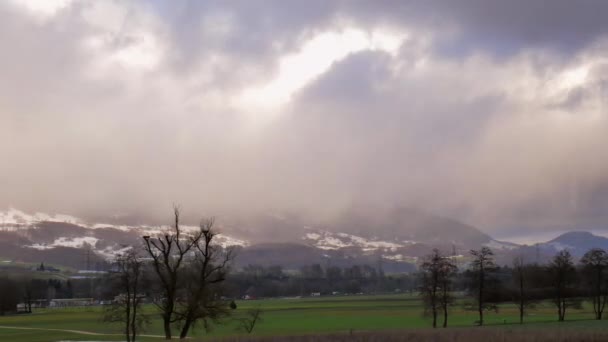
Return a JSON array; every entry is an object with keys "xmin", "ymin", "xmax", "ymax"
[{"xmin": 343, "ymin": 0, "xmax": 608, "ymax": 57}]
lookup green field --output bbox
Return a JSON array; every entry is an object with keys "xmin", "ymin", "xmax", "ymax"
[{"xmin": 0, "ymin": 294, "xmax": 605, "ymax": 341}]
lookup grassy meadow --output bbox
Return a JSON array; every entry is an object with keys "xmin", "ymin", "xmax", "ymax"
[{"xmin": 0, "ymin": 294, "xmax": 605, "ymax": 341}]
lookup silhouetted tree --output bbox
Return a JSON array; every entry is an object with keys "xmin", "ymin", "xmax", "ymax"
[
  {"xmin": 103, "ymin": 249, "xmax": 148, "ymax": 342},
  {"xmin": 237, "ymin": 306, "xmax": 263, "ymax": 334},
  {"xmin": 468, "ymin": 247, "xmax": 497, "ymax": 326},
  {"xmin": 142, "ymin": 206, "xmax": 206, "ymax": 340},
  {"xmin": 549, "ymin": 250, "xmax": 578, "ymax": 321},
  {"xmin": 176, "ymin": 218, "xmax": 234, "ymax": 339},
  {"xmin": 419, "ymin": 249, "xmax": 457, "ymax": 328},
  {"xmin": 17, "ymin": 277, "xmax": 34, "ymax": 313},
  {"xmin": 580, "ymin": 248, "xmax": 608, "ymax": 320},
  {"xmin": 512, "ymin": 256, "xmax": 536, "ymax": 324},
  {"xmin": 439, "ymin": 256, "xmax": 457, "ymax": 327}
]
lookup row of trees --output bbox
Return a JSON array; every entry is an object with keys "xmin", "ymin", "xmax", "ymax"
[
  {"xmin": 229, "ymin": 263, "xmax": 416, "ymax": 298},
  {"xmin": 419, "ymin": 247, "xmax": 608, "ymax": 328},
  {"xmin": 0, "ymin": 276, "xmax": 111, "ymax": 315}
]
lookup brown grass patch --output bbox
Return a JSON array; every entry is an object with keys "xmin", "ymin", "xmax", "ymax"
[{"xmin": 214, "ymin": 327, "xmax": 608, "ymax": 342}]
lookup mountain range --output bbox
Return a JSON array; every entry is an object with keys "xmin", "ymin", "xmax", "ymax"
[{"xmin": 1, "ymin": 208, "xmax": 606, "ymax": 272}]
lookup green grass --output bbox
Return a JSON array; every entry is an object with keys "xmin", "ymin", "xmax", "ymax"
[
  {"xmin": 0, "ymin": 294, "xmax": 604, "ymax": 341},
  {"xmin": 0, "ymin": 328, "xmax": 121, "ymax": 342}
]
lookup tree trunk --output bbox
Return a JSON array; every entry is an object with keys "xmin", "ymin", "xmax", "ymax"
[
  {"xmin": 163, "ymin": 314, "xmax": 172, "ymax": 340},
  {"xmin": 595, "ymin": 270, "xmax": 602, "ymax": 320},
  {"xmin": 558, "ymin": 298, "xmax": 566, "ymax": 321},
  {"xmin": 125, "ymin": 291, "xmax": 132, "ymax": 342},
  {"xmin": 179, "ymin": 318, "xmax": 193, "ymax": 339},
  {"xmin": 478, "ymin": 264, "xmax": 484, "ymax": 326},
  {"xmin": 130, "ymin": 296, "xmax": 137, "ymax": 342},
  {"xmin": 443, "ymin": 304, "xmax": 448, "ymax": 328},
  {"xmin": 429, "ymin": 277, "xmax": 437, "ymax": 329},
  {"xmin": 599, "ymin": 294, "xmax": 605, "ymax": 321},
  {"xmin": 519, "ymin": 270, "xmax": 524, "ymax": 324}
]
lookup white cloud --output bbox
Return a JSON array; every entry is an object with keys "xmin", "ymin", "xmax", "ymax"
[
  {"xmin": 8, "ymin": 0, "xmax": 73, "ymax": 21},
  {"xmin": 80, "ymin": 2, "xmax": 165, "ymax": 77}
]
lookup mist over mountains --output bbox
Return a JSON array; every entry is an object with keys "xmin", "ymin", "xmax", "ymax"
[{"xmin": 2, "ymin": 207, "xmax": 605, "ymax": 272}]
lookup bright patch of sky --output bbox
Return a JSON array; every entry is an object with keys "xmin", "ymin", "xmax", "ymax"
[{"xmin": 235, "ymin": 27, "xmax": 407, "ymax": 117}]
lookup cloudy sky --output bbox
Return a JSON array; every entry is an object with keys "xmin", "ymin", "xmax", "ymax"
[{"xmin": 2, "ymin": 0, "xmax": 608, "ymax": 241}]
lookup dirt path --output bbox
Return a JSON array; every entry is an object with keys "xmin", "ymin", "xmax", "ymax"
[{"xmin": 0, "ymin": 325, "xmax": 165, "ymax": 338}]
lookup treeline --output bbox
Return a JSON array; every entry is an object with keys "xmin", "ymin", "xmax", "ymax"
[
  {"xmin": 419, "ymin": 247, "xmax": 608, "ymax": 328},
  {"xmin": 225, "ymin": 264, "xmax": 417, "ymax": 298},
  {"xmin": 0, "ymin": 276, "xmax": 115, "ymax": 315}
]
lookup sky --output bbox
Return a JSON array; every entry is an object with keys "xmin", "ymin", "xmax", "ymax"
[{"xmin": 1, "ymin": 0, "xmax": 608, "ymax": 241}]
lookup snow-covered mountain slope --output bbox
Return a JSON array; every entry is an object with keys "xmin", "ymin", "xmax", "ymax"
[
  {"xmin": 0, "ymin": 208, "xmax": 249, "ymax": 265},
  {"xmin": 302, "ymin": 228, "xmax": 412, "ymax": 251},
  {"xmin": 301, "ymin": 228, "xmax": 425, "ymax": 264},
  {"xmin": 17, "ymin": 207, "xmax": 607, "ymax": 271},
  {"xmin": 326, "ymin": 207, "xmax": 494, "ymax": 248},
  {"xmin": 0, "ymin": 208, "xmax": 83, "ymax": 229},
  {"xmin": 0, "ymin": 208, "xmax": 444, "ymax": 270}
]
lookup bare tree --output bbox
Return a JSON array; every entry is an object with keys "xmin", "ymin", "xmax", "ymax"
[
  {"xmin": 419, "ymin": 250, "xmax": 441, "ymax": 328},
  {"xmin": 175, "ymin": 218, "xmax": 234, "ymax": 339},
  {"xmin": 511, "ymin": 256, "xmax": 536, "ymax": 324},
  {"xmin": 142, "ymin": 206, "xmax": 205, "ymax": 340},
  {"xmin": 549, "ymin": 250, "xmax": 578, "ymax": 321},
  {"xmin": 468, "ymin": 247, "xmax": 497, "ymax": 326},
  {"xmin": 419, "ymin": 249, "xmax": 456, "ymax": 328},
  {"xmin": 103, "ymin": 249, "xmax": 147, "ymax": 342},
  {"xmin": 580, "ymin": 248, "xmax": 608, "ymax": 320},
  {"xmin": 17, "ymin": 276, "xmax": 34, "ymax": 313},
  {"xmin": 237, "ymin": 306, "xmax": 264, "ymax": 334},
  {"xmin": 439, "ymin": 256, "xmax": 457, "ymax": 328}
]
